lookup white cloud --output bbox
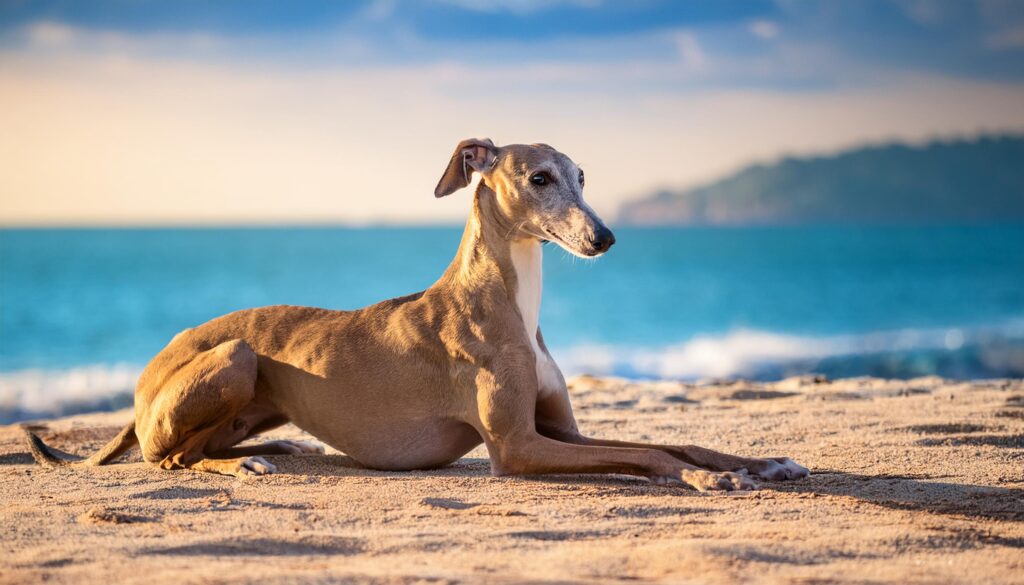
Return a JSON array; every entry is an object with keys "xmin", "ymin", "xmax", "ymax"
[
  {"xmin": 897, "ymin": 0, "xmax": 947, "ymax": 26},
  {"xmin": 362, "ymin": 0, "xmax": 398, "ymax": 21},
  {"xmin": 748, "ymin": 19, "xmax": 780, "ymax": 40},
  {"xmin": 673, "ymin": 31, "xmax": 707, "ymax": 71},
  {"xmin": 21, "ymin": 19, "xmax": 225, "ymax": 56},
  {"xmin": 432, "ymin": 0, "xmax": 601, "ymax": 13},
  {"xmin": 987, "ymin": 25, "xmax": 1024, "ymax": 49},
  {"xmin": 25, "ymin": 21, "xmax": 76, "ymax": 47}
]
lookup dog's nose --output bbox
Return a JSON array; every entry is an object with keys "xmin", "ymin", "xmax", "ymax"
[{"xmin": 590, "ymin": 226, "xmax": 616, "ymax": 253}]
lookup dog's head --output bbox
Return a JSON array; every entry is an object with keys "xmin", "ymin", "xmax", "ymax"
[{"xmin": 434, "ymin": 138, "xmax": 615, "ymax": 258}]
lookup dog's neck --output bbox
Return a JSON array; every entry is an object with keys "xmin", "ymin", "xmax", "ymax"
[{"xmin": 442, "ymin": 185, "xmax": 543, "ymax": 336}]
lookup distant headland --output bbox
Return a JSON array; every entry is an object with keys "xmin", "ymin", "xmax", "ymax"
[{"xmin": 618, "ymin": 135, "xmax": 1024, "ymax": 226}]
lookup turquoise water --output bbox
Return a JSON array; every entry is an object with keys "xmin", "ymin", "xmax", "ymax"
[{"xmin": 1, "ymin": 226, "xmax": 1023, "ymax": 422}]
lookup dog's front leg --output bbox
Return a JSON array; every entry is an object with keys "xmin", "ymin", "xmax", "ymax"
[
  {"xmin": 472, "ymin": 349, "xmax": 754, "ymax": 492},
  {"xmin": 534, "ymin": 389, "xmax": 809, "ymax": 482}
]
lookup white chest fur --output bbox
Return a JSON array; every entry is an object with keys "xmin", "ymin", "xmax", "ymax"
[{"xmin": 509, "ymin": 240, "xmax": 563, "ymax": 395}]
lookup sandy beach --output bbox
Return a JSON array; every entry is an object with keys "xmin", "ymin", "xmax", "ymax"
[{"xmin": 2, "ymin": 375, "xmax": 1022, "ymax": 585}]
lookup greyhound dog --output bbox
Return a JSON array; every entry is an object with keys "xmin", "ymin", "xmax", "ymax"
[{"xmin": 28, "ymin": 139, "xmax": 808, "ymax": 491}]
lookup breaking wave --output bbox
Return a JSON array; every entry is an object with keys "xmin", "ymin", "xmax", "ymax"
[
  {"xmin": 0, "ymin": 364, "xmax": 141, "ymax": 425},
  {"xmin": 2, "ymin": 323, "xmax": 1023, "ymax": 424},
  {"xmin": 554, "ymin": 324, "xmax": 1024, "ymax": 381}
]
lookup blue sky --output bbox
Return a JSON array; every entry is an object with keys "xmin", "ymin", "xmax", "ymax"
[
  {"xmin": 3, "ymin": 0, "xmax": 1023, "ymax": 84},
  {"xmin": 1, "ymin": 1, "xmax": 1023, "ymax": 224}
]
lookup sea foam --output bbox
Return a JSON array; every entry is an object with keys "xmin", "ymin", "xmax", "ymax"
[
  {"xmin": 555, "ymin": 324, "xmax": 1024, "ymax": 381},
  {"xmin": 0, "ymin": 364, "xmax": 141, "ymax": 424},
  {"xmin": 2, "ymin": 324, "xmax": 1022, "ymax": 424}
]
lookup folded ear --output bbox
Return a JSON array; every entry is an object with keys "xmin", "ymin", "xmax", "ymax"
[{"xmin": 434, "ymin": 138, "xmax": 498, "ymax": 198}]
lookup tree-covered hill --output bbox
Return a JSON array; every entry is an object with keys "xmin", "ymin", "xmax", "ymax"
[{"xmin": 618, "ymin": 136, "xmax": 1024, "ymax": 225}]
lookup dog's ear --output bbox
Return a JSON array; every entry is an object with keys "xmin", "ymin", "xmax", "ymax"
[{"xmin": 434, "ymin": 138, "xmax": 497, "ymax": 198}]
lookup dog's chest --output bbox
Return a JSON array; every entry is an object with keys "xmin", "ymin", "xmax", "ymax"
[{"xmin": 509, "ymin": 240, "xmax": 563, "ymax": 395}]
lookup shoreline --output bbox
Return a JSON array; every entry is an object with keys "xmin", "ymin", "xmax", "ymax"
[{"xmin": 2, "ymin": 375, "xmax": 1023, "ymax": 584}]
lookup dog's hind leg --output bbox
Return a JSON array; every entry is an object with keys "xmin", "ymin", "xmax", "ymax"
[
  {"xmin": 136, "ymin": 339, "xmax": 277, "ymax": 478},
  {"xmin": 186, "ymin": 454, "xmax": 278, "ymax": 476},
  {"xmin": 202, "ymin": 399, "xmax": 325, "ymax": 460},
  {"xmin": 208, "ymin": 440, "xmax": 324, "ymax": 458}
]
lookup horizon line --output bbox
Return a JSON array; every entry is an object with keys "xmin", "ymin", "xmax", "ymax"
[{"xmin": 4, "ymin": 220, "xmax": 1024, "ymax": 231}]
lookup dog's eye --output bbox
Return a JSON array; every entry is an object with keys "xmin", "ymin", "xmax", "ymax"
[
  {"xmin": 578, "ymin": 170, "xmax": 585, "ymax": 186},
  {"xmin": 530, "ymin": 172, "xmax": 549, "ymax": 186}
]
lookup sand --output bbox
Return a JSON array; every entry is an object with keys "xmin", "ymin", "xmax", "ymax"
[{"xmin": 1, "ymin": 375, "xmax": 1023, "ymax": 585}]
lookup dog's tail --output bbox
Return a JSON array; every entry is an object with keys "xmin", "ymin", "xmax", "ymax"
[{"xmin": 24, "ymin": 421, "xmax": 138, "ymax": 468}]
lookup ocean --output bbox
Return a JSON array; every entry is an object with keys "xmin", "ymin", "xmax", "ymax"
[{"xmin": 2, "ymin": 225, "xmax": 1023, "ymax": 423}]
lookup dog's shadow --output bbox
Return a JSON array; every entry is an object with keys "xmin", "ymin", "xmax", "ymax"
[
  {"xmin": 270, "ymin": 453, "xmax": 493, "ymax": 479},
  {"xmin": 275, "ymin": 454, "xmax": 1024, "ymax": 524},
  {"xmin": 10, "ymin": 430, "xmax": 1021, "ymax": 525},
  {"xmin": 767, "ymin": 469, "xmax": 1024, "ymax": 524}
]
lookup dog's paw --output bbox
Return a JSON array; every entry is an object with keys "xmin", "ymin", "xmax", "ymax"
[
  {"xmin": 749, "ymin": 457, "xmax": 810, "ymax": 481},
  {"xmin": 274, "ymin": 440, "xmax": 325, "ymax": 455},
  {"xmin": 236, "ymin": 456, "xmax": 277, "ymax": 477},
  {"xmin": 679, "ymin": 469, "xmax": 758, "ymax": 492}
]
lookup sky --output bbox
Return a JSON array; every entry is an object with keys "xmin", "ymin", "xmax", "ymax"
[{"xmin": 2, "ymin": 0, "xmax": 1024, "ymax": 225}]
